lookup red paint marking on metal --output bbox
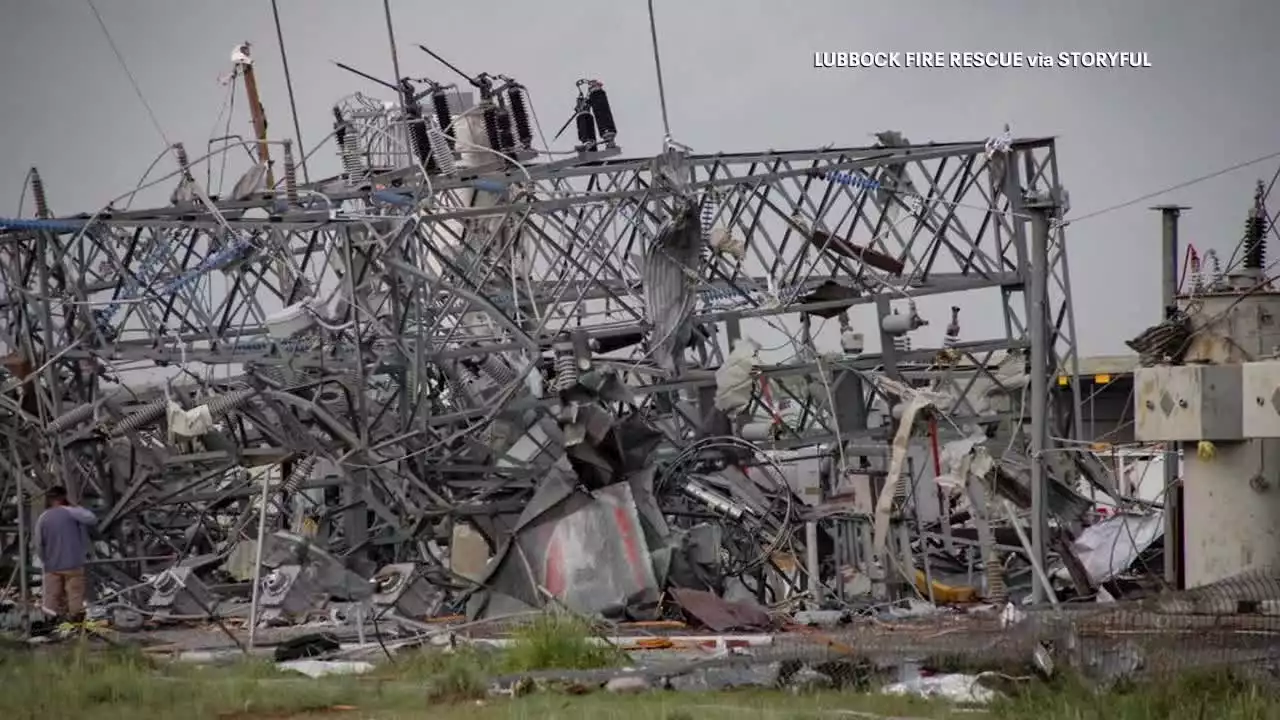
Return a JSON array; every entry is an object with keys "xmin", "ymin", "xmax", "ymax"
[
  {"xmin": 927, "ymin": 415, "xmax": 942, "ymax": 475},
  {"xmin": 544, "ymin": 532, "xmax": 566, "ymax": 597},
  {"xmin": 757, "ymin": 376, "xmax": 784, "ymax": 427},
  {"xmin": 613, "ymin": 506, "xmax": 648, "ymax": 590}
]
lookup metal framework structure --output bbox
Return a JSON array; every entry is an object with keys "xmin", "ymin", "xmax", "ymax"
[{"xmin": 0, "ymin": 70, "xmax": 1084, "ymax": 615}]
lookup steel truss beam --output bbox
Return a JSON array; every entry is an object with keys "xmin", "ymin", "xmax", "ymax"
[{"xmin": 0, "ymin": 135, "xmax": 1081, "ymax": 594}]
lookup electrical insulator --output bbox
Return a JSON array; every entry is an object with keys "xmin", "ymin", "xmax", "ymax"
[
  {"xmin": 585, "ymin": 80, "xmax": 617, "ymax": 142},
  {"xmin": 399, "ymin": 79, "xmax": 432, "ymax": 171},
  {"xmin": 697, "ymin": 193, "xmax": 720, "ymax": 262},
  {"xmin": 282, "ymin": 140, "xmax": 298, "ymax": 205},
  {"xmin": 408, "ymin": 117, "xmax": 433, "ymax": 170},
  {"xmin": 332, "ymin": 106, "xmax": 347, "ymax": 152},
  {"xmin": 431, "ymin": 91, "xmax": 455, "ymax": 148},
  {"xmin": 426, "ymin": 118, "xmax": 457, "ymax": 176},
  {"xmin": 944, "ymin": 306, "xmax": 961, "ymax": 348},
  {"xmin": 282, "ymin": 455, "xmax": 317, "ymax": 494},
  {"xmin": 28, "ymin": 168, "xmax": 50, "ymax": 219},
  {"xmin": 481, "ymin": 103, "xmax": 502, "ymax": 151},
  {"xmin": 1245, "ymin": 181, "xmax": 1269, "ymax": 271},
  {"xmin": 333, "ymin": 108, "xmax": 366, "ymax": 186},
  {"xmin": 553, "ymin": 334, "xmax": 578, "ymax": 392},
  {"xmin": 1189, "ymin": 248, "xmax": 1204, "ymax": 294},
  {"xmin": 169, "ymin": 142, "xmax": 197, "ymax": 204},
  {"xmin": 173, "ymin": 142, "xmax": 193, "ymax": 179},
  {"xmin": 506, "ymin": 85, "xmax": 533, "ymax": 149},
  {"xmin": 495, "ymin": 107, "xmax": 516, "ymax": 154},
  {"xmin": 824, "ymin": 171, "xmax": 881, "ymax": 191},
  {"xmin": 1205, "ymin": 248, "xmax": 1223, "ymax": 288},
  {"xmin": 480, "ymin": 355, "xmax": 518, "ymax": 387},
  {"xmin": 700, "ymin": 193, "xmax": 719, "ymax": 242},
  {"xmin": 574, "ymin": 97, "xmax": 597, "ymax": 151}
]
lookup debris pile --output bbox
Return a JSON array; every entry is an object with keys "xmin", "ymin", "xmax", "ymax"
[{"xmin": 0, "ymin": 39, "xmax": 1236, "ymax": 697}]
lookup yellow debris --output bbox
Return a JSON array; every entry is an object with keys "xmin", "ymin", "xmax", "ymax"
[{"xmin": 914, "ymin": 569, "xmax": 979, "ymax": 604}]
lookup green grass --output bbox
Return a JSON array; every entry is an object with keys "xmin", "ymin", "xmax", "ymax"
[
  {"xmin": 373, "ymin": 612, "xmax": 628, "ymax": 702},
  {"xmin": 0, "ymin": 644, "xmax": 959, "ymax": 720},
  {"xmin": 374, "ymin": 643, "xmax": 497, "ymax": 702},
  {"xmin": 499, "ymin": 612, "xmax": 629, "ymax": 673},
  {"xmin": 0, "ymin": 643, "xmax": 394, "ymax": 720},
  {"xmin": 988, "ymin": 669, "xmax": 1280, "ymax": 720},
  {"xmin": 5, "ymin": 621, "xmax": 1280, "ymax": 720}
]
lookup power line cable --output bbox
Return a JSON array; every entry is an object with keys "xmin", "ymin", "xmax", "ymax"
[
  {"xmin": 85, "ymin": 0, "xmax": 170, "ymax": 147},
  {"xmin": 1066, "ymin": 149, "xmax": 1280, "ymax": 225},
  {"xmin": 270, "ymin": 0, "xmax": 310, "ymax": 183}
]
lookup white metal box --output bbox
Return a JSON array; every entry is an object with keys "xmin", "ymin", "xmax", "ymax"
[
  {"xmin": 1134, "ymin": 364, "xmax": 1242, "ymax": 442},
  {"xmin": 1241, "ymin": 361, "xmax": 1280, "ymax": 438}
]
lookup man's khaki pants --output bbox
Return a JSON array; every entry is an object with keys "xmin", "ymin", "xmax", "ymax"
[{"xmin": 43, "ymin": 568, "xmax": 87, "ymax": 619}]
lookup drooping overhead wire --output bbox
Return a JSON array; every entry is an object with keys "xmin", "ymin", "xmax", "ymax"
[
  {"xmin": 270, "ymin": 0, "xmax": 310, "ymax": 183},
  {"xmin": 1221, "ymin": 162, "xmax": 1280, "ymax": 276},
  {"xmin": 1066, "ymin": 149, "xmax": 1280, "ymax": 225},
  {"xmin": 84, "ymin": 0, "xmax": 170, "ymax": 146}
]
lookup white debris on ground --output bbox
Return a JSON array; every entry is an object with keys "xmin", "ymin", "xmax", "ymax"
[
  {"xmin": 276, "ymin": 660, "xmax": 375, "ymax": 678},
  {"xmin": 881, "ymin": 673, "xmax": 997, "ymax": 704}
]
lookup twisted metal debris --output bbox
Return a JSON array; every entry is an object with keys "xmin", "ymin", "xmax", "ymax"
[{"xmin": 0, "ymin": 57, "xmax": 1088, "ymax": 626}]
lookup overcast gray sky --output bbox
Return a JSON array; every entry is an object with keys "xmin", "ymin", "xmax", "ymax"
[{"xmin": 1, "ymin": 0, "xmax": 1277, "ymax": 356}]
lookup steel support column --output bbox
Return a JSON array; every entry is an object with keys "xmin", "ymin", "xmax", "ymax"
[
  {"xmin": 1155, "ymin": 204, "xmax": 1189, "ymax": 590},
  {"xmin": 1025, "ymin": 190, "xmax": 1059, "ymax": 604}
]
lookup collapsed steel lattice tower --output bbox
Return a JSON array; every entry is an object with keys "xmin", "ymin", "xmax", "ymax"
[{"xmin": 0, "ymin": 74, "xmax": 1084, "ymax": 613}]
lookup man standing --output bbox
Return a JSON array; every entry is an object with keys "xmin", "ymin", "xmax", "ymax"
[{"xmin": 34, "ymin": 485, "xmax": 95, "ymax": 621}]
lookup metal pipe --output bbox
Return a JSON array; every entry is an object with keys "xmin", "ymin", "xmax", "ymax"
[
  {"xmin": 246, "ymin": 467, "xmax": 273, "ymax": 649},
  {"xmin": 1154, "ymin": 204, "xmax": 1188, "ymax": 589},
  {"xmin": 238, "ymin": 44, "xmax": 275, "ymax": 189},
  {"xmin": 382, "ymin": 0, "xmax": 403, "ymax": 87},
  {"xmin": 805, "ymin": 521, "xmax": 821, "ymax": 609},
  {"xmin": 270, "ymin": 0, "xmax": 309, "ymax": 184},
  {"xmin": 1026, "ymin": 192, "xmax": 1055, "ymax": 604},
  {"xmin": 11, "ymin": 430, "xmax": 30, "ymax": 636},
  {"xmin": 1002, "ymin": 499, "xmax": 1059, "ymax": 606}
]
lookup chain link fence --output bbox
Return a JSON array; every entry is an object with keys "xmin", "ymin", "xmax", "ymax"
[{"xmin": 761, "ymin": 568, "xmax": 1280, "ymax": 691}]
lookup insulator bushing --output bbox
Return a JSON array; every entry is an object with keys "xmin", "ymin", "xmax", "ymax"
[
  {"xmin": 173, "ymin": 143, "xmax": 192, "ymax": 178},
  {"xmin": 431, "ymin": 91, "xmax": 455, "ymax": 148},
  {"xmin": 283, "ymin": 455, "xmax": 318, "ymax": 494},
  {"xmin": 111, "ymin": 398, "xmax": 168, "ymax": 438},
  {"xmin": 481, "ymin": 104, "xmax": 502, "ymax": 151},
  {"xmin": 1245, "ymin": 214, "xmax": 1268, "ymax": 270},
  {"xmin": 47, "ymin": 402, "xmax": 96, "ymax": 434},
  {"xmin": 586, "ymin": 81, "xmax": 617, "ymax": 138},
  {"xmin": 552, "ymin": 334, "xmax": 579, "ymax": 392},
  {"xmin": 282, "ymin": 141, "xmax": 298, "ymax": 204},
  {"xmin": 575, "ymin": 104, "xmax": 597, "ymax": 149},
  {"xmin": 203, "ymin": 387, "xmax": 258, "ymax": 417},
  {"xmin": 495, "ymin": 109, "xmax": 515, "ymax": 154},
  {"xmin": 507, "ymin": 85, "xmax": 533, "ymax": 148},
  {"xmin": 480, "ymin": 355, "xmax": 518, "ymax": 387},
  {"xmin": 426, "ymin": 119, "xmax": 457, "ymax": 176},
  {"xmin": 29, "ymin": 168, "xmax": 50, "ymax": 219}
]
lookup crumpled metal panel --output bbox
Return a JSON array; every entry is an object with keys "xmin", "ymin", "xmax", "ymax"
[
  {"xmin": 467, "ymin": 472, "xmax": 662, "ymax": 620},
  {"xmin": 642, "ymin": 198, "xmax": 703, "ymax": 372},
  {"xmin": 670, "ymin": 587, "xmax": 772, "ymax": 632}
]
